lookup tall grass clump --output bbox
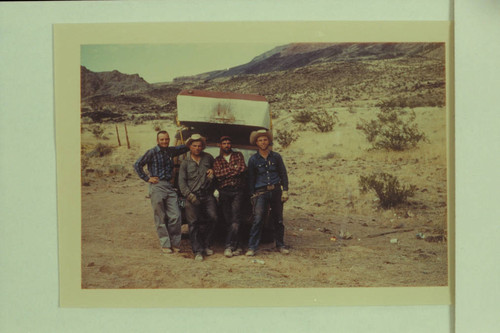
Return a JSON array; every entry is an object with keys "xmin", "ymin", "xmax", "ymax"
[
  {"xmin": 357, "ymin": 106, "xmax": 427, "ymax": 151},
  {"xmin": 359, "ymin": 172, "xmax": 416, "ymax": 209}
]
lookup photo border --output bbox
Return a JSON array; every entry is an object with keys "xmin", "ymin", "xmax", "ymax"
[{"xmin": 54, "ymin": 21, "xmax": 453, "ymax": 307}]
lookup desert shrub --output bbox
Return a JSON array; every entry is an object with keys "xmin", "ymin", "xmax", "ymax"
[
  {"xmin": 133, "ymin": 118, "xmax": 144, "ymax": 125},
  {"xmin": 322, "ymin": 152, "xmax": 337, "ymax": 160},
  {"xmin": 311, "ymin": 109, "xmax": 338, "ymax": 133},
  {"xmin": 275, "ymin": 129, "xmax": 299, "ymax": 148},
  {"xmin": 86, "ymin": 143, "xmax": 113, "ymax": 158},
  {"xmin": 292, "ymin": 110, "xmax": 313, "ymax": 123},
  {"xmin": 81, "ymin": 116, "xmax": 93, "ymax": 124},
  {"xmin": 335, "ymin": 95, "xmax": 354, "ymax": 103},
  {"xmin": 347, "ymin": 103, "xmax": 357, "ymax": 114},
  {"xmin": 376, "ymin": 94, "xmax": 445, "ymax": 109},
  {"xmin": 357, "ymin": 107, "xmax": 427, "ymax": 151},
  {"xmin": 81, "ymin": 155, "xmax": 89, "ymax": 173},
  {"xmin": 90, "ymin": 125, "xmax": 105, "ymax": 139},
  {"xmin": 152, "ymin": 120, "xmax": 163, "ymax": 132},
  {"xmin": 108, "ymin": 164, "xmax": 127, "ymax": 175},
  {"xmin": 271, "ymin": 109, "xmax": 281, "ymax": 119},
  {"xmin": 359, "ymin": 172, "xmax": 416, "ymax": 209}
]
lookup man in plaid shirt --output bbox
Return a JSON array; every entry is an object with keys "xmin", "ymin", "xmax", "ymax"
[
  {"xmin": 213, "ymin": 136, "xmax": 247, "ymax": 258},
  {"xmin": 134, "ymin": 130, "xmax": 189, "ymax": 254}
]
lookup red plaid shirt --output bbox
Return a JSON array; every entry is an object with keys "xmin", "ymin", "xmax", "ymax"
[{"xmin": 213, "ymin": 151, "xmax": 247, "ymax": 189}]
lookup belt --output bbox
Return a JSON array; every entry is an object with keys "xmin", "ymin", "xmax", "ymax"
[
  {"xmin": 256, "ymin": 184, "xmax": 278, "ymax": 192},
  {"xmin": 220, "ymin": 185, "xmax": 241, "ymax": 191}
]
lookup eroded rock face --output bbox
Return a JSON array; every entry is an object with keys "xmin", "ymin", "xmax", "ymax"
[{"xmin": 81, "ymin": 66, "xmax": 150, "ymax": 98}]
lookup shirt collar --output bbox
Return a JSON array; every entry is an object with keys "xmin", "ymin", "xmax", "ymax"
[
  {"xmin": 188, "ymin": 151, "xmax": 206, "ymax": 160},
  {"xmin": 257, "ymin": 150, "xmax": 274, "ymax": 159},
  {"xmin": 155, "ymin": 145, "xmax": 171, "ymax": 152}
]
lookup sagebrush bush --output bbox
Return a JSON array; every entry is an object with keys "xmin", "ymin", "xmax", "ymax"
[
  {"xmin": 347, "ymin": 103, "xmax": 357, "ymax": 114},
  {"xmin": 292, "ymin": 110, "xmax": 313, "ymax": 123},
  {"xmin": 108, "ymin": 164, "xmax": 127, "ymax": 175},
  {"xmin": 359, "ymin": 172, "xmax": 416, "ymax": 209},
  {"xmin": 90, "ymin": 125, "xmax": 105, "ymax": 139},
  {"xmin": 312, "ymin": 109, "xmax": 338, "ymax": 133},
  {"xmin": 276, "ymin": 129, "xmax": 299, "ymax": 148},
  {"xmin": 376, "ymin": 94, "xmax": 445, "ymax": 109},
  {"xmin": 86, "ymin": 143, "xmax": 113, "ymax": 158},
  {"xmin": 322, "ymin": 152, "xmax": 337, "ymax": 160},
  {"xmin": 357, "ymin": 107, "xmax": 427, "ymax": 151},
  {"xmin": 152, "ymin": 120, "xmax": 163, "ymax": 132},
  {"xmin": 271, "ymin": 109, "xmax": 282, "ymax": 119}
]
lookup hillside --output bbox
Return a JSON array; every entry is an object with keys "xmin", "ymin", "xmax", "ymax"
[
  {"xmin": 80, "ymin": 42, "xmax": 445, "ymax": 122},
  {"xmin": 174, "ymin": 42, "xmax": 444, "ymax": 81},
  {"xmin": 81, "ymin": 66, "xmax": 150, "ymax": 98}
]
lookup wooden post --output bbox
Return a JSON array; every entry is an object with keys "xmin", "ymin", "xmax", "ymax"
[
  {"xmin": 124, "ymin": 123, "xmax": 130, "ymax": 149},
  {"xmin": 115, "ymin": 124, "xmax": 121, "ymax": 146}
]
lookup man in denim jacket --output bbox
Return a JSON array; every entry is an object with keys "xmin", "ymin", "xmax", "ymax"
[{"xmin": 246, "ymin": 129, "xmax": 290, "ymax": 256}]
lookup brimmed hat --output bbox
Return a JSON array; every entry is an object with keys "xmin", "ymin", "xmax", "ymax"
[
  {"xmin": 219, "ymin": 135, "xmax": 232, "ymax": 143},
  {"xmin": 249, "ymin": 129, "xmax": 273, "ymax": 145},
  {"xmin": 185, "ymin": 134, "xmax": 207, "ymax": 149}
]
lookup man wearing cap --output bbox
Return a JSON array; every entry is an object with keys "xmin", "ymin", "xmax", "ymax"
[
  {"xmin": 213, "ymin": 136, "xmax": 247, "ymax": 258},
  {"xmin": 134, "ymin": 130, "xmax": 189, "ymax": 254},
  {"xmin": 178, "ymin": 134, "xmax": 218, "ymax": 261},
  {"xmin": 246, "ymin": 129, "xmax": 290, "ymax": 256}
]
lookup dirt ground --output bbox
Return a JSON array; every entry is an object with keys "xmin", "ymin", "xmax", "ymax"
[
  {"xmin": 82, "ymin": 186, "xmax": 448, "ymax": 289},
  {"xmin": 81, "ymin": 108, "xmax": 449, "ymax": 289}
]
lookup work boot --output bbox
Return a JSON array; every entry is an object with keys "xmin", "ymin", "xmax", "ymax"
[
  {"xmin": 245, "ymin": 249, "xmax": 255, "ymax": 257},
  {"xmin": 205, "ymin": 248, "xmax": 214, "ymax": 256},
  {"xmin": 172, "ymin": 247, "xmax": 181, "ymax": 253},
  {"xmin": 232, "ymin": 248, "xmax": 243, "ymax": 256},
  {"xmin": 194, "ymin": 253, "xmax": 204, "ymax": 261},
  {"xmin": 278, "ymin": 247, "xmax": 290, "ymax": 255},
  {"xmin": 161, "ymin": 248, "xmax": 173, "ymax": 254},
  {"xmin": 224, "ymin": 248, "xmax": 233, "ymax": 258}
]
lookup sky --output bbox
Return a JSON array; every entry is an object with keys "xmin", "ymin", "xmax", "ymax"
[{"xmin": 81, "ymin": 43, "xmax": 279, "ymax": 83}]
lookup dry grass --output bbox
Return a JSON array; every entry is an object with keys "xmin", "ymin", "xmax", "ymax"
[
  {"xmin": 81, "ymin": 94, "xmax": 448, "ymax": 289},
  {"xmin": 274, "ymin": 105, "xmax": 447, "ymax": 233}
]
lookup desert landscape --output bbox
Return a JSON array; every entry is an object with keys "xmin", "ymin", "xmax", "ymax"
[{"xmin": 80, "ymin": 43, "xmax": 449, "ymax": 288}]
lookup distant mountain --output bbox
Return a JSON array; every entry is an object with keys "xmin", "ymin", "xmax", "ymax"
[
  {"xmin": 174, "ymin": 42, "xmax": 444, "ymax": 82},
  {"xmin": 81, "ymin": 66, "xmax": 150, "ymax": 98},
  {"xmin": 80, "ymin": 42, "xmax": 445, "ymax": 122}
]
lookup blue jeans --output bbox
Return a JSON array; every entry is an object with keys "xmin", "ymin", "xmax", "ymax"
[
  {"xmin": 248, "ymin": 188, "xmax": 285, "ymax": 251},
  {"xmin": 219, "ymin": 188, "xmax": 244, "ymax": 250},
  {"xmin": 184, "ymin": 192, "xmax": 218, "ymax": 254},
  {"xmin": 150, "ymin": 181, "xmax": 182, "ymax": 248}
]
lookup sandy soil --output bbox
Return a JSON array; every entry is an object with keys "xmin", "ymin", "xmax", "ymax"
[{"xmin": 81, "ymin": 108, "xmax": 448, "ymax": 289}]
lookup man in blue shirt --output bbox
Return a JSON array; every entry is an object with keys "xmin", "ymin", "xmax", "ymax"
[
  {"xmin": 246, "ymin": 129, "xmax": 290, "ymax": 256},
  {"xmin": 134, "ymin": 130, "xmax": 189, "ymax": 254}
]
